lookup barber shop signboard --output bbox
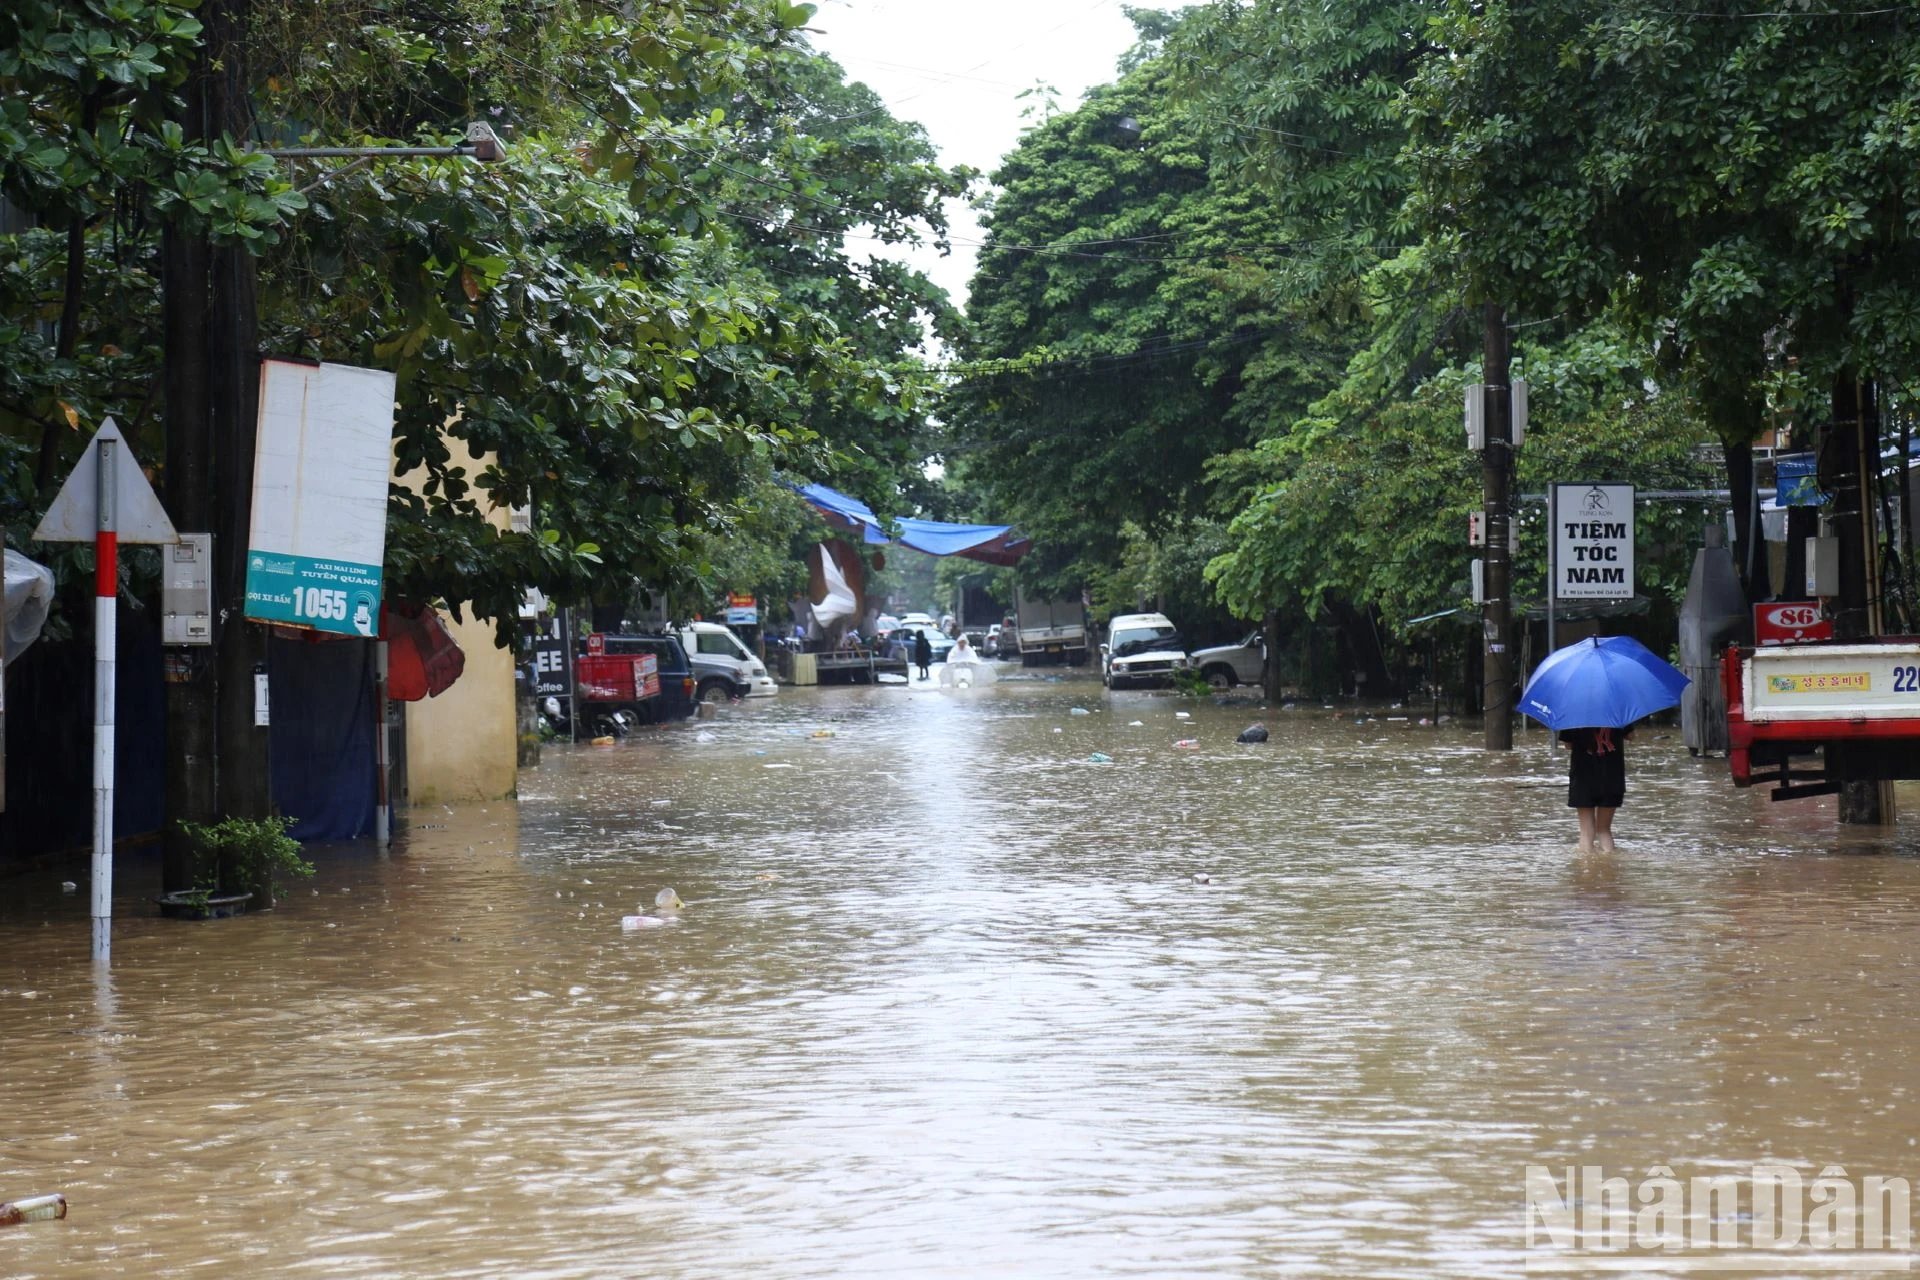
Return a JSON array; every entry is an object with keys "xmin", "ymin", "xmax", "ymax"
[{"xmin": 1552, "ymin": 483, "xmax": 1635, "ymax": 600}]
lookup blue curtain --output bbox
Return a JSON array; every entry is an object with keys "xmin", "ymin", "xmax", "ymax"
[{"xmin": 269, "ymin": 635, "xmax": 375, "ymax": 841}]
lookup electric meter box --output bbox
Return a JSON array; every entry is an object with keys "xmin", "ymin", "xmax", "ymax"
[
  {"xmin": 1805, "ymin": 535, "xmax": 1840, "ymax": 598},
  {"xmin": 163, "ymin": 532, "xmax": 213, "ymax": 645}
]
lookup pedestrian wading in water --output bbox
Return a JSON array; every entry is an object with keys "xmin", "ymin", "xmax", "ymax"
[
  {"xmin": 1561, "ymin": 725, "xmax": 1631, "ymax": 854},
  {"xmin": 913, "ymin": 629, "xmax": 933, "ymax": 682}
]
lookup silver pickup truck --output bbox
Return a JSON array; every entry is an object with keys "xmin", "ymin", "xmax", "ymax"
[{"xmin": 1190, "ymin": 628, "xmax": 1266, "ymax": 690}]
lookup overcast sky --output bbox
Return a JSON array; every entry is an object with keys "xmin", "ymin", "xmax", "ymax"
[{"xmin": 808, "ymin": 0, "xmax": 1142, "ymax": 315}]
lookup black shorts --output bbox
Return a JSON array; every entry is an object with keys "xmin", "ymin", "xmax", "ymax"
[{"xmin": 1568, "ymin": 779, "xmax": 1624, "ymax": 809}]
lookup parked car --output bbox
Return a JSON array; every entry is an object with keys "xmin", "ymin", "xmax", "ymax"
[
  {"xmin": 1100, "ymin": 613, "xmax": 1191, "ymax": 690},
  {"xmin": 883, "ymin": 624, "xmax": 955, "ymax": 665},
  {"xmin": 898, "ymin": 611, "xmax": 938, "ymax": 628},
  {"xmin": 595, "ymin": 633, "xmax": 697, "ymax": 722},
  {"xmin": 1191, "ymin": 628, "xmax": 1266, "ymax": 690},
  {"xmin": 677, "ymin": 621, "xmax": 778, "ymax": 702}
]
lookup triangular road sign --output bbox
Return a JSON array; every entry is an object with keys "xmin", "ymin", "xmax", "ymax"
[{"xmin": 32, "ymin": 417, "xmax": 178, "ymax": 544}]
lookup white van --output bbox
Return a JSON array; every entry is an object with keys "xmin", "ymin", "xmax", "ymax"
[
  {"xmin": 677, "ymin": 621, "xmax": 779, "ymax": 701},
  {"xmin": 1101, "ymin": 612, "xmax": 1191, "ymax": 690}
]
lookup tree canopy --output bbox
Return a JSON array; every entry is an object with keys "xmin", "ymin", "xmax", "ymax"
[{"xmin": 1, "ymin": 0, "xmax": 969, "ymax": 637}]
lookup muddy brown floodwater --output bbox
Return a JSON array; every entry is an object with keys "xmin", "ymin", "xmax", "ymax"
[{"xmin": 6, "ymin": 677, "xmax": 1920, "ymax": 1277}]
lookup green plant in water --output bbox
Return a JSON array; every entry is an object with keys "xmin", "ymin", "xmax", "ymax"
[
  {"xmin": 180, "ymin": 816, "xmax": 314, "ymax": 897},
  {"xmin": 1170, "ymin": 668, "xmax": 1213, "ymax": 698}
]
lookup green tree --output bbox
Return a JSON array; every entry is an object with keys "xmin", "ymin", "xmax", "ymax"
[
  {"xmin": 0, "ymin": 0, "xmax": 303, "ymax": 501},
  {"xmin": 946, "ymin": 18, "xmax": 1350, "ymax": 600},
  {"xmin": 1405, "ymin": 1, "xmax": 1920, "ymax": 602}
]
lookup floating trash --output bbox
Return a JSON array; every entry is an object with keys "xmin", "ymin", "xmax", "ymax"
[
  {"xmin": 0, "ymin": 1194, "xmax": 68, "ymax": 1226},
  {"xmin": 1051, "ymin": 727, "xmax": 1063, "ymax": 734},
  {"xmin": 60, "ymin": 881, "xmax": 76, "ymax": 894},
  {"xmin": 763, "ymin": 762, "xmax": 795, "ymax": 769},
  {"xmin": 1175, "ymin": 711, "xmax": 1191, "ymax": 720},
  {"xmin": 1128, "ymin": 720, "xmax": 1144, "ymax": 727},
  {"xmin": 590, "ymin": 735, "xmax": 616, "ymax": 746},
  {"xmin": 810, "ymin": 730, "xmax": 836, "ymax": 739},
  {"xmin": 1192, "ymin": 872, "xmax": 1212, "ymax": 885},
  {"xmin": 1070, "ymin": 707, "xmax": 1090, "ymax": 716},
  {"xmin": 1088, "ymin": 752, "xmax": 1112, "ymax": 763},
  {"xmin": 1236, "ymin": 723, "xmax": 1269, "ymax": 744},
  {"xmin": 1174, "ymin": 739, "xmax": 1200, "ymax": 749}
]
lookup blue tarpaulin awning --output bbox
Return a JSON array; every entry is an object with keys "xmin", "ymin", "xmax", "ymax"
[{"xmin": 796, "ymin": 483, "xmax": 1032, "ymax": 566}]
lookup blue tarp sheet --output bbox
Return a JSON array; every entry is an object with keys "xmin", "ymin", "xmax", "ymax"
[{"xmin": 795, "ymin": 483, "xmax": 1030, "ymax": 565}]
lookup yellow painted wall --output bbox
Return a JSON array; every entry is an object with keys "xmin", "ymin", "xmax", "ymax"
[{"xmin": 394, "ymin": 436, "xmax": 518, "ymax": 803}]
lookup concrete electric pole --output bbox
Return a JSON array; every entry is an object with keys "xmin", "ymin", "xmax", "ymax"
[{"xmin": 1481, "ymin": 304, "xmax": 1514, "ymax": 751}]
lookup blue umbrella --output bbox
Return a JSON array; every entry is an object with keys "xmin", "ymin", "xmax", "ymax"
[{"xmin": 1520, "ymin": 635, "xmax": 1690, "ymax": 730}]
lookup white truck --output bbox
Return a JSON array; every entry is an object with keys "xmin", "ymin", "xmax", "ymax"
[
  {"xmin": 1014, "ymin": 585, "xmax": 1090, "ymax": 667},
  {"xmin": 676, "ymin": 621, "xmax": 779, "ymax": 702}
]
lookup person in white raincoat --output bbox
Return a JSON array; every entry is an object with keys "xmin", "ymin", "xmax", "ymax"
[{"xmin": 939, "ymin": 634, "xmax": 997, "ymax": 688}]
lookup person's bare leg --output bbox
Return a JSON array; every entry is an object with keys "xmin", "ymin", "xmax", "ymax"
[
  {"xmin": 1576, "ymin": 807, "xmax": 1597, "ymax": 854},
  {"xmin": 1594, "ymin": 806, "xmax": 1618, "ymax": 853}
]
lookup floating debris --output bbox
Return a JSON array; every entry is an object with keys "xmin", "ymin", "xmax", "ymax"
[
  {"xmin": 1088, "ymin": 752, "xmax": 1112, "ymax": 763},
  {"xmin": 0, "ymin": 1194, "xmax": 68, "ymax": 1226}
]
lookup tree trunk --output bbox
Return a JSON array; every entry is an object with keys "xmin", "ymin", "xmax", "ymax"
[
  {"xmin": 1721, "ymin": 436, "xmax": 1768, "ymax": 601},
  {"xmin": 1262, "ymin": 608, "xmax": 1282, "ymax": 702},
  {"xmin": 38, "ymin": 96, "xmax": 100, "ymax": 489}
]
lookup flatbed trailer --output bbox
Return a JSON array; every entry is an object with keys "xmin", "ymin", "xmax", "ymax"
[
  {"xmin": 1724, "ymin": 639, "xmax": 1920, "ymax": 800},
  {"xmin": 815, "ymin": 648, "xmax": 909, "ymax": 684}
]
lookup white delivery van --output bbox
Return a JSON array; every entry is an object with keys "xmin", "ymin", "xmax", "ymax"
[{"xmin": 677, "ymin": 621, "xmax": 779, "ymax": 701}]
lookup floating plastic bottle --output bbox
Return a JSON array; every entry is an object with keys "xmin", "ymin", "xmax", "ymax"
[{"xmin": 0, "ymin": 1194, "xmax": 68, "ymax": 1226}]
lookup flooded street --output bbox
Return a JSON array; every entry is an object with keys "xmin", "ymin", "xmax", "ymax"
[{"xmin": 7, "ymin": 676, "xmax": 1920, "ymax": 1277}]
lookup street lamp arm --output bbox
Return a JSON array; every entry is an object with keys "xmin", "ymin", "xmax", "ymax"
[
  {"xmin": 253, "ymin": 122, "xmax": 505, "ymax": 164},
  {"xmin": 258, "ymin": 144, "xmax": 472, "ymax": 159}
]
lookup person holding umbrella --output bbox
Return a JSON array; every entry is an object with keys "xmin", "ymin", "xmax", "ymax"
[
  {"xmin": 1520, "ymin": 635, "xmax": 1691, "ymax": 854},
  {"xmin": 1562, "ymin": 725, "xmax": 1629, "ymax": 853}
]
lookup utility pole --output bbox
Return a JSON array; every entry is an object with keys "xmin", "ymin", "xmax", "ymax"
[
  {"xmin": 1481, "ymin": 303, "xmax": 1514, "ymax": 751},
  {"xmin": 207, "ymin": 0, "xmax": 273, "ymax": 886},
  {"xmin": 160, "ymin": 45, "xmax": 216, "ymax": 893},
  {"xmin": 1831, "ymin": 373, "xmax": 1892, "ymax": 824}
]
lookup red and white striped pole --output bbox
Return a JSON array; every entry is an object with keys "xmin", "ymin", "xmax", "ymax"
[{"xmin": 92, "ymin": 438, "xmax": 117, "ymax": 964}]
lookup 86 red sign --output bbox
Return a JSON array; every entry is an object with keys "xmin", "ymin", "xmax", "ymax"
[{"xmin": 1754, "ymin": 602, "xmax": 1832, "ymax": 647}]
